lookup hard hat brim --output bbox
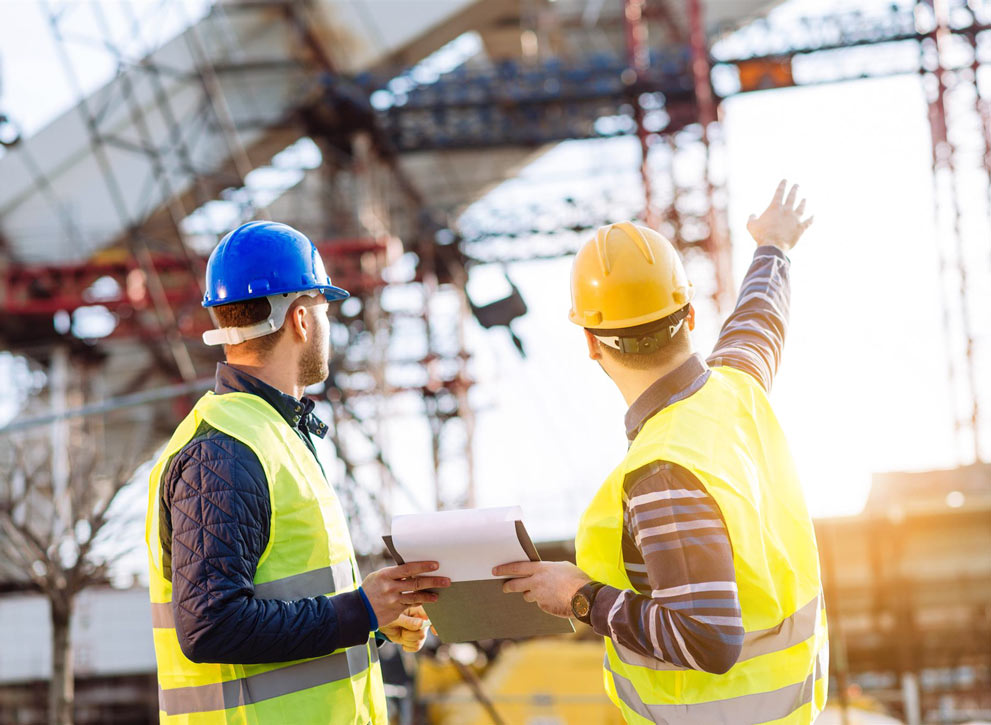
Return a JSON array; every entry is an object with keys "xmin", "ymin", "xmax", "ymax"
[{"xmin": 203, "ymin": 283, "xmax": 350, "ymax": 308}]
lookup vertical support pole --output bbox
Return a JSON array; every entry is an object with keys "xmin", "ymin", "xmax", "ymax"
[
  {"xmin": 901, "ymin": 673, "xmax": 922, "ymax": 725},
  {"xmin": 448, "ymin": 261, "xmax": 476, "ymax": 509},
  {"xmin": 922, "ymin": 0, "xmax": 982, "ymax": 462},
  {"xmin": 417, "ymin": 238, "xmax": 445, "ymax": 511},
  {"xmin": 688, "ymin": 0, "xmax": 731, "ymax": 311},
  {"xmin": 967, "ymin": 29, "xmax": 991, "ymax": 273},
  {"xmin": 624, "ymin": 0, "xmax": 657, "ymax": 229},
  {"xmin": 688, "ymin": 0, "xmax": 716, "ymax": 135}
]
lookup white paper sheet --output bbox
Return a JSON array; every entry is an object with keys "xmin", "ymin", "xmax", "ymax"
[{"xmin": 390, "ymin": 506, "xmax": 530, "ymax": 582}]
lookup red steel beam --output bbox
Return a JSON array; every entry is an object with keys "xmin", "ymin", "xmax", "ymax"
[
  {"xmin": 1, "ymin": 238, "xmax": 392, "ymax": 317},
  {"xmin": 624, "ymin": 0, "xmax": 657, "ymax": 229}
]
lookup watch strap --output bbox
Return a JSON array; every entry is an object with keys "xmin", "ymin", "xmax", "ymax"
[{"xmin": 573, "ymin": 581, "xmax": 606, "ymax": 625}]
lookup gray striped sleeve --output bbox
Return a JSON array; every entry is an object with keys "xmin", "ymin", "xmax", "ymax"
[
  {"xmin": 589, "ymin": 463, "xmax": 744, "ymax": 675},
  {"xmin": 707, "ymin": 246, "xmax": 791, "ymax": 391}
]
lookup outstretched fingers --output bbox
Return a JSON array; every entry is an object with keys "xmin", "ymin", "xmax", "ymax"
[
  {"xmin": 767, "ymin": 179, "xmax": 788, "ymax": 208},
  {"xmin": 784, "ymin": 182, "xmax": 799, "ymax": 208},
  {"xmin": 771, "ymin": 178, "xmax": 787, "ymax": 207}
]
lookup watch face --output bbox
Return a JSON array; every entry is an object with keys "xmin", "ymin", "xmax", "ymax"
[{"xmin": 572, "ymin": 593, "xmax": 590, "ymax": 618}]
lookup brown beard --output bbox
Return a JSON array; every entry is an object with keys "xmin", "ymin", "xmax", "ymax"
[{"xmin": 298, "ymin": 318, "xmax": 329, "ymax": 388}]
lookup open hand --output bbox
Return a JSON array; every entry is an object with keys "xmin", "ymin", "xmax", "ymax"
[
  {"xmin": 746, "ymin": 179, "xmax": 813, "ymax": 252},
  {"xmin": 362, "ymin": 562, "xmax": 450, "ymax": 628},
  {"xmin": 380, "ymin": 606, "xmax": 431, "ymax": 653},
  {"xmin": 492, "ymin": 561, "xmax": 591, "ymax": 619}
]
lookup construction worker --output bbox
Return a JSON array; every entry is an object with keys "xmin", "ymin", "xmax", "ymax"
[
  {"xmin": 144, "ymin": 221, "xmax": 450, "ymax": 724},
  {"xmin": 495, "ymin": 181, "xmax": 828, "ymax": 724}
]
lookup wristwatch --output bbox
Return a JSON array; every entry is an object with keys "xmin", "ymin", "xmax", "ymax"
[{"xmin": 571, "ymin": 582, "xmax": 605, "ymax": 625}]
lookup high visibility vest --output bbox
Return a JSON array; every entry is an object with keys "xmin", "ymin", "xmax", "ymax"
[
  {"xmin": 576, "ymin": 366, "xmax": 828, "ymax": 725},
  {"xmin": 145, "ymin": 392, "xmax": 388, "ymax": 725}
]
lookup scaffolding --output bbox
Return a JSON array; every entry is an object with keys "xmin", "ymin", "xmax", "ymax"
[
  {"xmin": 1, "ymin": 0, "xmax": 989, "ymax": 562},
  {"xmin": 2, "ymin": 1, "xmax": 991, "ymax": 723}
]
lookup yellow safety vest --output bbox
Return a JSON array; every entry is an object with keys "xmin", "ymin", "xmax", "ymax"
[
  {"xmin": 145, "ymin": 391, "xmax": 388, "ymax": 725},
  {"xmin": 576, "ymin": 366, "xmax": 828, "ymax": 725}
]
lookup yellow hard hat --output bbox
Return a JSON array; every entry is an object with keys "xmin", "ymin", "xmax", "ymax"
[{"xmin": 568, "ymin": 222, "xmax": 695, "ymax": 330}]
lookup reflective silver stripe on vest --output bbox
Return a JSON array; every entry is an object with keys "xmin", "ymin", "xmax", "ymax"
[
  {"xmin": 150, "ymin": 602, "xmax": 174, "ymax": 629},
  {"xmin": 151, "ymin": 560, "xmax": 356, "ymax": 629},
  {"xmin": 604, "ymin": 643, "xmax": 824, "ymax": 725},
  {"xmin": 158, "ymin": 642, "xmax": 373, "ymax": 716},
  {"xmin": 612, "ymin": 595, "xmax": 822, "ymax": 670},
  {"xmin": 740, "ymin": 595, "xmax": 821, "ymax": 662},
  {"xmin": 253, "ymin": 560, "xmax": 355, "ymax": 600}
]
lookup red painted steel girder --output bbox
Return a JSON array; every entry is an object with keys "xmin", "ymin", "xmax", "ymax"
[{"xmin": 1, "ymin": 238, "xmax": 392, "ymax": 317}]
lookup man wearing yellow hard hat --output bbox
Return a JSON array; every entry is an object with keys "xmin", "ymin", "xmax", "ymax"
[{"xmin": 496, "ymin": 181, "xmax": 827, "ymax": 724}]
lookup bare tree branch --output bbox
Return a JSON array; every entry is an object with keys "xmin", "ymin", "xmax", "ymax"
[{"xmin": 0, "ymin": 407, "xmax": 152, "ymax": 588}]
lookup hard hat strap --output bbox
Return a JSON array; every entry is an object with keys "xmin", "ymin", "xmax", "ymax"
[
  {"xmin": 593, "ymin": 305, "xmax": 690, "ymax": 354},
  {"xmin": 202, "ymin": 291, "xmax": 318, "ymax": 346}
]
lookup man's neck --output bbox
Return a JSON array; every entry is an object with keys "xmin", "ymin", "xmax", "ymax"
[
  {"xmin": 226, "ymin": 360, "xmax": 303, "ymax": 400},
  {"xmin": 614, "ymin": 351, "xmax": 695, "ymax": 407}
]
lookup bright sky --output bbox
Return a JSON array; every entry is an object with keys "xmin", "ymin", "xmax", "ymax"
[
  {"xmin": 2, "ymin": 0, "xmax": 989, "ymax": 562},
  {"xmin": 367, "ymin": 67, "xmax": 978, "ymax": 544},
  {"xmin": 722, "ymin": 75, "xmax": 960, "ymax": 516},
  {"xmin": 390, "ymin": 68, "xmax": 987, "ymax": 535},
  {"xmin": 0, "ymin": 0, "xmax": 211, "ymax": 137}
]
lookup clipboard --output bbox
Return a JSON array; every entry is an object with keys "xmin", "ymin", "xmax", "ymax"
[{"xmin": 382, "ymin": 510, "xmax": 575, "ymax": 643}]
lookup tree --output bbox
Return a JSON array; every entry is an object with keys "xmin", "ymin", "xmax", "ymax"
[{"xmin": 0, "ymin": 403, "xmax": 152, "ymax": 725}]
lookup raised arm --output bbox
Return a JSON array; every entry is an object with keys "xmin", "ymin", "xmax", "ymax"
[{"xmin": 707, "ymin": 180, "xmax": 813, "ymax": 391}]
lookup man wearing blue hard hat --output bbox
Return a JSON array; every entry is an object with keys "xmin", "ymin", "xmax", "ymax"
[{"xmin": 144, "ymin": 221, "xmax": 449, "ymax": 724}]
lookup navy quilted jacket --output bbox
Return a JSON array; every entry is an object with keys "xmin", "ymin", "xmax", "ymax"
[{"xmin": 159, "ymin": 363, "xmax": 375, "ymax": 664}]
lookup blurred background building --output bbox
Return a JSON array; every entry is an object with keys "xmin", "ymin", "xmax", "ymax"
[{"xmin": 0, "ymin": 0, "xmax": 989, "ymax": 723}]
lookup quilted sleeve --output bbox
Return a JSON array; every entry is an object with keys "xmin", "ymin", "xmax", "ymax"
[{"xmin": 164, "ymin": 430, "xmax": 372, "ymax": 664}]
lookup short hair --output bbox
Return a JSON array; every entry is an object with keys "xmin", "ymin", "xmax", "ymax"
[
  {"xmin": 598, "ymin": 324, "xmax": 691, "ymax": 371},
  {"xmin": 211, "ymin": 297, "xmax": 287, "ymax": 357}
]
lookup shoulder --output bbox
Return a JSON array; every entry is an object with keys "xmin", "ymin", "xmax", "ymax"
[
  {"xmin": 710, "ymin": 365, "xmax": 771, "ymax": 403},
  {"xmin": 623, "ymin": 460, "xmax": 708, "ymax": 501},
  {"xmin": 164, "ymin": 422, "xmax": 268, "ymax": 499}
]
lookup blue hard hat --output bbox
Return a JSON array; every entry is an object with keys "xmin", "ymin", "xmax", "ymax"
[{"xmin": 202, "ymin": 221, "xmax": 350, "ymax": 307}]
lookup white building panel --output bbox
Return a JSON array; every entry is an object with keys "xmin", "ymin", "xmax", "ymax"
[{"xmin": 0, "ymin": 587, "xmax": 155, "ymax": 684}]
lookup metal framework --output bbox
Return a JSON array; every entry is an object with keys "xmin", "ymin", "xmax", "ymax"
[
  {"xmin": 0, "ymin": 0, "xmax": 476, "ymax": 549},
  {"xmin": 2, "ymin": 2, "xmax": 991, "ymax": 723},
  {"xmin": 708, "ymin": 0, "xmax": 991, "ymax": 460},
  {"xmin": 2, "ymin": 2, "xmax": 989, "ymax": 553},
  {"xmin": 356, "ymin": 0, "xmax": 991, "ymax": 459}
]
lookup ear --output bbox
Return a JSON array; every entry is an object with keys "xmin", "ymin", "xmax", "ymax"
[
  {"xmin": 288, "ymin": 301, "xmax": 310, "ymax": 342},
  {"xmin": 686, "ymin": 304, "xmax": 696, "ymax": 332},
  {"xmin": 584, "ymin": 329, "xmax": 603, "ymax": 360}
]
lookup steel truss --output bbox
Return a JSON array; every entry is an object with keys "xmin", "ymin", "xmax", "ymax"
[
  {"xmin": 4, "ymin": 0, "xmax": 990, "ymax": 550},
  {"xmin": 1, "ymin": 2, "xmax": 477, "ymax": 547},
  {"xmin": 710, "ymin": 0, "xmax": 991, "ymax": 459}
]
